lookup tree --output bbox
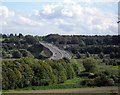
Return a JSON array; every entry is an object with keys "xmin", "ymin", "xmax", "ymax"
[
  {"xmin": 72, "ymin": 63, "xmax": 80, "ymax": 75},
  {"xmin": 18, "ymin": 33, "xmax": 23, "ymax": 38},
  {"xmin": 66, "ymin": 63, "xmax": 76, "ymax": 79},
  {"xmin": 79, "ymin": 40, "xmax": 85, "ymax": 47},
  {"xmin": 25, "ymin": 35, "xmax": 39, "ymax": 44},
  {"xmin": 19, "ymin": 49, "xmax": 33, "ymax": 58},
  {"xmin": 76, "ymin": 52, "xmax": 82, "ymax": 59},
  {"xmin": 83, "ymin": 58, "xmax": 97, "ymax": 73},
  {"xmin": 14, "ymin": 68, "xmax": 22, "ymax": 88},
  {"xmin": 63, "ymin": 57, "xmax": 70, "ymax": 63},
  {"xmin": 110, "ymin": 52, "xmax": 115, "ymax": 59},
  {"xmin": 12, "ymin": 50, "xmax": 22, "ymax": 58},
  {"xmin": 85, "ymin": 52, "xmax": 90, "ymax": 58},
  {"xmin": 9, "ymin": 34, "xmax": 14, "ymax": 38},
  {"xmin": 2, "ymin": 34, "xmax": 7, "ymax": 38},
  {"xmin": 7, "ymin": 68, "xmax": 18, "ymax": 89},
  {"xmin": 9, "ymin": 36, "xmax": 19, "ymax": 44},
  {"xmin": 99, "ymin": 52, "xmax": 104, "ymax": 59},
  {"xmin": 94, "ymin": 75, "xmax": 114, "ymax": 86}
]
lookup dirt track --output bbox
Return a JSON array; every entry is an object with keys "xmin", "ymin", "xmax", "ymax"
[{"xmin": 3, "ymin": 87, "xmax": 119, "ymax": 93}]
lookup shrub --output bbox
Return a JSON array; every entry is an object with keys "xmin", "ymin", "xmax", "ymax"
[
  {"xmin": 19, "ymin": 49, "xmax": 34, "ymax": 58},
  {"xmin": 108, "ymin": 60, "xmax": 117, "ymax": 66},
  {"xmin": 99, "ymin": 52, "xmax": 104, "ymax": 59},
  {"xmin": 103, "ymin": 70, "xmax": 110, "ymax": 76},
  {"xmin": 12, "ymin": 50, "xmax": 22, "ymax": 58},
  {"xmin": 117, "ymin": 60, "xmax": 120, "ymax": 66},
  {"xmin": 94, "ymin": 75, "xmax": 115, "ymax": 86},
  {"xmin": 63, "ymin": 57, "xmax": 70, "ymax": 63},
  {"xmin": 76, "ymin": 53, "xmax": 82, "ymax": 59},
  {"xmin": 78, "ymin": 72, "xmax": 89, "ymax": 77},
  {"xmin": 85, "ymin": 52, "xmax": 90, "ymax": 58},
  {"xmin": 88, "ymin": 73, "xmax": 97, "ymax": 79},
  {"xmin": 81, "ymin": 79, "xmax": 94, "ymax": 86},
  {"xmin": 83, "ymin": 58, "xmax": 97, "ymax": 73},
  {"xmin": 107, "ymin": 78, "xmax": 115, "ymax": 86},
  {"xmin": 110, "ymin": 52, "xmax": 115, "ymax": 59},
  {"xmin": 40, "ymin": 79, "xmax": 51, "ymax": 86},
  {"xmin": 72, "ymin": 63, "xmax": 80, "ymax": 75},
  {"xmin": 110, "ymin": 75, "xmax": 119, "ymax": 83}
]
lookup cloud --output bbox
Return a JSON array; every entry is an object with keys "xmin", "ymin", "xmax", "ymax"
[
  {"xmin": 34, "ymin": 10, "xmax": 40, "ymax": 16},
  {"xmin": 61, "ymin": 8, "xmax": 73, "ymax": 17},
  {"xmin": 19, "ymin": 16, "xmax": 44, "ymax": 26},
  {"xmin": 2, "ymin": 0, "xmax": 118, "ymax": 35},
  {"xmin": 0, "ymin": 6, "xmax": 15, "ymax": 18},
  {"xmin": 78, "ymin": 0, "xmax": 119, "ymax": 3}
]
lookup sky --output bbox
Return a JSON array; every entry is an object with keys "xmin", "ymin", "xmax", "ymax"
[{"xmin": 0, "ymin": 0, "xmax": 119, "ymax": 36}]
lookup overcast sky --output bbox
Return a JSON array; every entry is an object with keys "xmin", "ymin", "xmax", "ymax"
[{"xmin": 0, "ymin": 0, "xmax": 119, "ymax": 36}]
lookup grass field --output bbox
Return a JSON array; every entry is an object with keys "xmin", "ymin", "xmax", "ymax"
[
  {"xmin": 3, "ymin": 76, "xmax": 119, "ymax": 92},
  {"xmin": 2, "ymin": 58, "xmax": 20, "ymax": 61},
  {"xmin": 0, "ymin": 38, "xmax": 5, "ymax": 42},
  {"xmin": 40, "ymin": 50, "xmax": 48, "ymax": 57}
]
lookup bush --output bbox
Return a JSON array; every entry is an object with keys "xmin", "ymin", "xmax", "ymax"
[
  {"xmin": 81, "ymin": 75, "xmax": 115, "ymax": 87},
  {"xmin": 88, "ymin": 73, "xmax": 97, "ymax": 79},
  {"xmin": 63, "ymin": 57, "xmax": 70, "ymax": 63},
  {"xmin": 107, "ymin": 78, "xmax": 115, "ymax": 86},
  {"xmin": 110, "ymin": 75, "xmax": 119, "ymax": 83},
  {"xmin": 110, "ymin": 52, "xmax": 115, "ymax": 59},
  {"xmin": 12, "ymin": 50, "xmax": 22, "ymax": 58},
  {"xmin": 40, "ymin": 79, "xmax": 51, "ymax": 86},
  {"xmin": 72, "ymin": 63, "xmax": 80, "ymax": 75},
  {"xmin": 117, "ymin": 60, "xmax": 120, "ymax": 66},
  {"xmin": 83, "ymin": 58, "xmax": 97, "ymax": 73},
  {"xmin": 94, "ymin": 75, "xmax": 115, "ymax": 86},
  {"xmin": 81, "ymin": 79, "xmax": 94, "ymax": 86},
  {"xmin": 19, "ymin": 49, "xmax": 33, "ymax": 58},
  {"xmin": 102, "ymin": 70, "xmax": 110, "ymax": 76},
  {"xmin": 85, "ymin": 52, "xmax": 90, "ymax": 58},
  {"xmin": 108, "ymin": 60, "xmax": 117, "ymax": 66},
  {"xmin": 99, "ymin": 52, "xmax": 104, "ymax": 59},
  {"xmin": 76, "ymin": 53, "xmax": 82, "ymax": 59},
  {"xmin": 77, "ymin": 72, "xmax": 89, "ymax": 77}
]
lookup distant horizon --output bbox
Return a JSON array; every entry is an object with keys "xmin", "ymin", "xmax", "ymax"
[{"xmin": 1, "ymin": 33, "xmax": 119, "ymax": 37}]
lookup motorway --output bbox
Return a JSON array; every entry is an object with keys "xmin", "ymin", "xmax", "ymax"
[{"xmin": 39, "ymin": 41, "xmax": 71, "ymax": 60}]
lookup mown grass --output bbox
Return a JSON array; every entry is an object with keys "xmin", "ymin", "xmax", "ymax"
[
  {"xmin": 3, "ymin": 77, "xmax": 119, "ymax": 92},
  {"xmin": 40, "ymin": 50, "xmax": 48, "ymax": 57},
  {"xmin": 2, "ymin": 77, "xmax": 86, "ymax": 92},
  {"xmin": 0, "ymin": 38, "xmax": 5, "ymax": 42},
  {"xmin": 60, "ymin": 78, "xmax": 80, "ymax": 85},
  {"xmin": 3, "ymin": 84, "xmax": 87, "ymax": 92}
]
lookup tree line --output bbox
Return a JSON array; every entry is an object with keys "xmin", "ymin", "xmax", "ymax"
[
  {"xmin": 1, "ymin": 34, "xmax": 52, "ymax": 59},
  {"xmin": 43, "ymin": 34, "xmax": 119, "ymax": 45},
  {"xmin": 2, "ymin": 57, "xmax": 78, "ymax": 90},
  {"xmin": 43, "ymin": 34, "xmax": 120, "ymax": 59},
  {"xmin": 1, "ymin": 33, "xmax": 120, "ymax": 59}
]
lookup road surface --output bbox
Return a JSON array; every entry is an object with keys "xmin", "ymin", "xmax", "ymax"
[
  {"xmin": 2, "ymin": 87, "xmax": 119, "ymax": 94},
  {"xmin": 39, "ymin": 41, "xmax": 71, "ymax": 60}
]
